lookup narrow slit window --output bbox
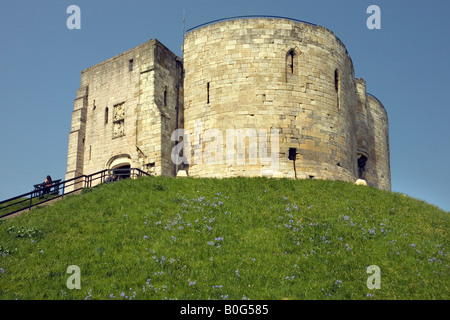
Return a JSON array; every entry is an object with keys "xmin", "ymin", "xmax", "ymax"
[
  {"xmin": 207, "ymin": 82, "xmax": 210, "ymax": 104},
  {"xmin": 164, "ymin": 88, "xmax": 167, "ymax": 106},
  {"xmin": 334, "ymin": 69, "xmax": 339, "ymax": 92},
  {"xmin": 288, "ymin": 50, "xmax": 295, "ymax": 74},
  {"xmin": 129, "ymin": 59, "xmax": 134, "ymax": 71},
  {"xmin": 105, "ymin": 107, "xmax": 109, "ymax": 124},
  {"xmin": 335, "ymin": 69, "xmax": 340, "ymax": 110}
]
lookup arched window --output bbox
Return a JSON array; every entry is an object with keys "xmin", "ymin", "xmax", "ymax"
[{"xmin": 287, "ymin": 50, "xmax": 295, "ymax": 74}]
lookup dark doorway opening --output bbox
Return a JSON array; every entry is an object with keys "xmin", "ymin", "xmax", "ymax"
[
  {"xmin": 357, "ymin": 155, "xmax": 368, "ymax": 179},
  {"xmin": 114, "ymin": 165, "xmax": 131, "ymax": 180}
]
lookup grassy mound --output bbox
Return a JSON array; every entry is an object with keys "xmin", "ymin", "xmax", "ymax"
[{"xmin": 0, "ymin": 176, "xmax": 448, "ymax": 300}]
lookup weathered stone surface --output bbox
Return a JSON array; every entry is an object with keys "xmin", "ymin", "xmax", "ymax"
[
  {"xmin": 183, "ymin": 18, "xmax": 390, "ymax": 190},
  {"xmin": 66, "ymin": 18, "xmax": 390, "ymax": 192}
]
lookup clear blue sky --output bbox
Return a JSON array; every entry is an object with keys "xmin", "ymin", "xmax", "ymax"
[{"xmin": 0, "ymin": 0, "xmax": 449, "ymax": 211}]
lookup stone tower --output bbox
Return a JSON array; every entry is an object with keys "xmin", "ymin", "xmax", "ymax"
[
  {"xmin": 66, "ymin": 17, "xmax": 390, "ymax": 191},
  {"xmin": 65, "ymin": 39, "xmax": 183, "ymax": 189},
  {"xmin": 182, "ymin": 18, "xmax": 390, "ymax": 190}
]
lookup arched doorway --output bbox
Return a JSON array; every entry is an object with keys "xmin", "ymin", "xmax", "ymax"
[{"xmin": 106, "ymin": 154, "xmax": 131, "ymax": 180}]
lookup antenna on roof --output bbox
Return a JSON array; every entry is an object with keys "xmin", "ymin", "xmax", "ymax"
[
  {"xmin": 182, "ymin": 9, "xmax": 186, "ymax": 38},
  {"xmin": 181, "ymin": 9, "xmax": 186, "ymax": 56}
]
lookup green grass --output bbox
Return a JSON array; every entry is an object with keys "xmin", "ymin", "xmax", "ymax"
[{"xmin": 0, "ymin": 176, "xmax": 448, "ymax": 300}]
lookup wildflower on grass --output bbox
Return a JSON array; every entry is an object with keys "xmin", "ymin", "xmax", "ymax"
[
  {"xmin": 172, "ymin": 236, "xmax": 176, "ymax": 241},
  {"xmin": 207, "ymin": 241, "xmax": 215, "ymax": 246},
  {"xmin": 235, "ymin": 269, "xmax": 240, "ymax": 277},
  {"xmin": 410, "ymin": 243, "xmax": 416, "ymax": 247},
  {"xmin": 308, "ymin": 205, "xmax": 313, "ymax": 210},
  {"xmin": 0, "ymin": 268, "xmax": 4, "ymax": 274},
  {"xmin": 84, "ymin": 289, "xmax": 92, "ymax": 300},
  {"xmin": 210, "ymin": 257, "xmax": 213, "ymax": 261},
  {"xmin": 189, "ymin": 280, "xmax": 197, "ymax": 286},
  {"xmin": 144, "ymin": 235, "xmax": 149, "ymax": 240},
  {"xmin": 109, "ymin": 294, "xmax": 115, "ymax": 299}
]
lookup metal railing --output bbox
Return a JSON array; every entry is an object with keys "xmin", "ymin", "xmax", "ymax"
[{"xmin": 0, "ymin": 168, "xmax": 150, "ymax": 219}]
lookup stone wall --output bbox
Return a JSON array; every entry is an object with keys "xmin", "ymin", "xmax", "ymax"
[
  {"xmin": 66, "ymin": 17, "xmax": 390, "ymax": 191},
  {"xmin": 65, "ymin": 39, "xmax": 182, "ymax": 189},
  {"xmin": 182, "ymin": 18, "xmax": 390, "ymax": 189}
]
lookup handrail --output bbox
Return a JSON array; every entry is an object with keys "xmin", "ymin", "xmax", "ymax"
[{"xmin": 0, "ymin": 168, "xmax": 150, "ymax": 219}]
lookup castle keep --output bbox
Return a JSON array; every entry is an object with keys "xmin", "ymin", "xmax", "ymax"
[{"xmin": 66, "ymin": 17, "xmax": 391, "ymax": 190}]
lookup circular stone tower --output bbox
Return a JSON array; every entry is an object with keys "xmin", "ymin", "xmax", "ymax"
[{"xmin": 182, "ymin": 17, "xmax": 390, "ymax": 190}]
